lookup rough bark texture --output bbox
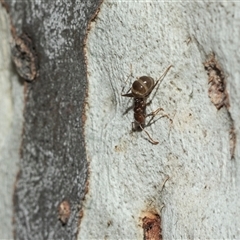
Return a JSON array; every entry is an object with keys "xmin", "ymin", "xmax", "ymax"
[
  {"xmin": 81, "ymin": 1, "xmax": 240, "ymax": 239},
  {"xmin": 1, "ymin": 1, "xmax": 240, "ymax": 239},
  {"xmin": 2, "ymin": 0, "xmax": 102, "ymax": 239}
]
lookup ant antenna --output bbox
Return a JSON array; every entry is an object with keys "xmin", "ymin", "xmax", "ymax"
[
  {"xmin": 155, "ymin": 64, "xmax": 173, "ymax": 87},
  {"xmin": 150, "ymin": 64, "xmax": 173, "ymax": 101}
]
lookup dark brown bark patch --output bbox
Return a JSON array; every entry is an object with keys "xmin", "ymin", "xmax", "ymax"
[
  {"xmin": 142, "ymin": 212, "xmax": 162, "ymax": 240},
  {"xmin": 204, "ymin": 53, "xmax": 229, "ymax": 110}
]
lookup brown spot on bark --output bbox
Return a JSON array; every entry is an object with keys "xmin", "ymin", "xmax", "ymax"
[
  {"xmin": 0, "ymin": 0, "xmax": 10, "ymax": 13},
  {"xmin": 58, "ymin": 200, "xmax": 71, "ymax": 225},
  {"xmin": 204, "ymin": 53, "xmax": 229, "ymax": 110},
  {"xmin": 229, "ymin": 126, "xmax": 236, "ymax": 159},
  {"xmin": 142, "ymin": 212, "xmax": 162, "ymax": 240},
  {"xmin": 12, "ymin": 33, "xmax": 38, "ymax": 81}
]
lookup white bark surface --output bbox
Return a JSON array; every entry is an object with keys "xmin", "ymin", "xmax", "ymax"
[
  {"xmin": 0, "ymin": 5, "xmax": 24, "ymax": 239},
  {"xmin": 81, "ymin": 1, "xmax": 240, "ymax": 239}
]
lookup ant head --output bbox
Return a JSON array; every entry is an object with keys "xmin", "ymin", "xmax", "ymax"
[{"xmin": 131, "ymin": 76, "xmax": 155, "ymax": 98}]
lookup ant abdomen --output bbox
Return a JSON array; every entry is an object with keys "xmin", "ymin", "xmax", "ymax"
[{"xmin": 134, "ymin": 113, "xmax": 145, "ymax": 127}]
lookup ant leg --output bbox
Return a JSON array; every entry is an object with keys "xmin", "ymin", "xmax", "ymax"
[
  {"xmin": 139, "ymin": 124, "xmax": 159, "ymax": 145},
  {"xmin": 146, "ymin": 108, "xmax": 172, "ymax": 127},
  {"xmin": 121, "ymin": 87, "xmax": 131, "ymax": 96},
  {"xmin": 136, "ymin": 108, "xmax": 171, "ymax": 145},
  {"xmin": 146, "ymin": 107, "xmax": 164, "ymax": 117},
  {"xmin": 146, "ymin": 100, "xmax": 152, "ymax": 106}
]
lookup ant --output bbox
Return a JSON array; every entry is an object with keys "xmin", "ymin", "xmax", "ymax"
[{"xmin": 122, "ymin": 65, "xmax": 172, "ymax": 145}]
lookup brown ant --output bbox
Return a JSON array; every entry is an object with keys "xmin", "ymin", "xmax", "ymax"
[{"xmin": 122, "ymin": 65, "xmax": 172, "ymax": 144}]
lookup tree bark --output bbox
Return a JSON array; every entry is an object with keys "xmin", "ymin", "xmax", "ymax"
[
  {"xmin": 0, "ymin": 0, "xmax": 102, "ymax": 239},
  {"xmin": 1, "ymin": 1, "xmax": 240, "ymax": 240}
]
